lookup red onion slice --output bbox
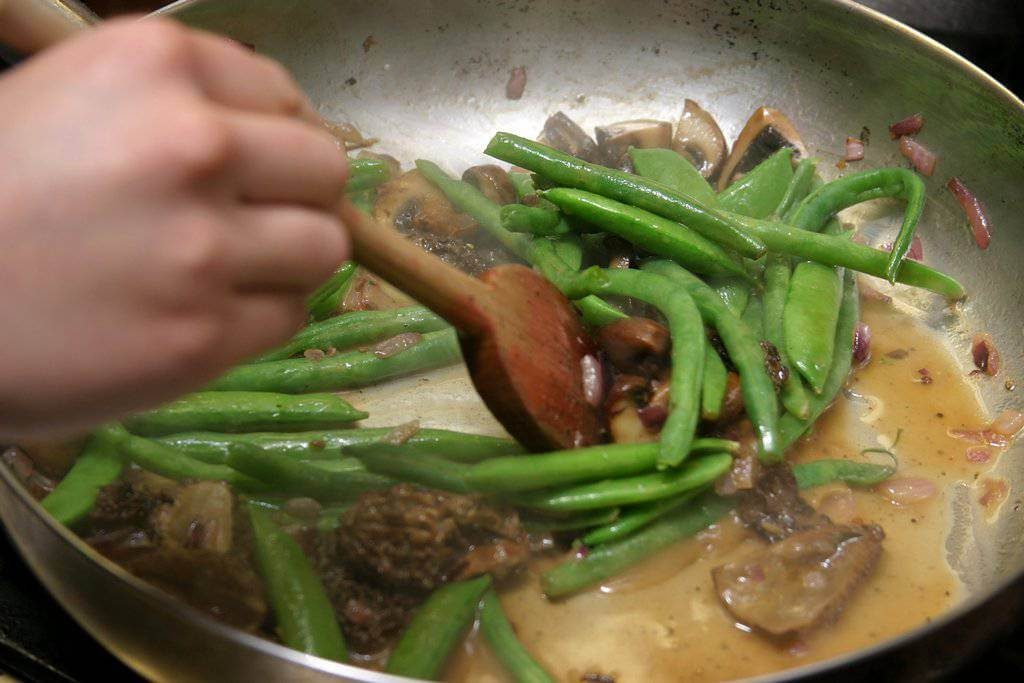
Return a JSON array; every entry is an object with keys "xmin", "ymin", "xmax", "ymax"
[
  {"xmin": 580, "ymin": 354, "xmax": 604, "ymax": 407},
  {"xmin": 637, "ymin": 404, "xmax": 668, "ymax": 430},
  {"xmin": 889, "ymin": 113, "xmax": 924, "ymax": 139},
  {"xmin": 899, "ymin": 137, "xmax": 937, "ymax": 176},
  {"xmin": 384, "ymin": 420, "xmax": 421, "ymax": 446},
  {"xmin": 505, "ymin": 66, "xmax": 527, "ymax": 100},
  {"xmin": 989, "ymin": 410, "xmax": 1024, "ymax": 437},
  {"xmin": 971, "ymin": 333, "xmax": 1001, "ymax": 377},
  {"xmin": 878, "ymin": 477, "xmax": 937, "ymax": 505},
  {"xmin": 947, "ymin": 177, "xmax": 991, "ymax": 250},
  {"xmin": 852, "ymin": 323, "xmax": 872, "ymax": 365},
  {"xmin": 372, "ymin": 332, "xmax": 422, "ymax": 358},
  {"xmin": 844, "ymin": 136, "xmax": 865, "ymax": 162}
]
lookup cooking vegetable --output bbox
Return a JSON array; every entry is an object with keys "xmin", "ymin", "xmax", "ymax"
[
  {"xmin": 209, "ymin": 329, "xmax": 462, "ymax": 393},
  {"xmin": 346, "ymin": 157, "xmax": 393, "ymax": 193},
  {"xmin": 701, "ymin": 346, "xmax": 729, "ymax": 420},
  {"xmin": 594, "ymin": 119, "xmax": 672, "ymax": 169},
  {"xmin": 947, "ymin": 176, "xmax": 991, "ymax": 250},
  {"xmin": 629, "ymin": 146, "xmax": 716, "ymax": 205},
  {"xmin": 155, "ymin": 428, "xmax": 524, "ymax": 465},
  {"xmin": 717, "ymin": 107, "xmax": 807, "ymax": 190},
  {"xmin": 462, "ymin": 164, "xmax": 517, "ymax": 205},
  {"xmin": 306, "ymin": 262, "xmax": 357, "ymax": 322},
  {"xmin": 500, "ymin": 203, "xmax": 569, "ymax": 236},
  {"xmin": 716, "ymin": 148, "xmax": 794, "ymax": 219},
  {"xmin": 484, "ymin": 133, "xmax": 767, "ymax": 258},
  {"xmin": 784, "ymin": 261, "xmax": 843, "ymax": 393},
  {"xmin": 255, "ymin": 306, "xmax": 449, "ymax": 363},
  {"xmin": 386, "ymin": 575, "xmax": 493, "ymax": 679},
  {"xmin": 792, "ymin": 459, "xmax": 896, "ymax": 489},
  {"xmin": 899, "ymin": 137, "xmax": 937, "ymax": 177},
  {"xmin": 581, "ymin": 489, "xmax": 702, "ymax": 546},
  {"xmin": 40, "ymin": 435, "xmax": 123, "ymax": 527},
  {"xmin": 520, "ymin": 507, "xmax": 621, "ymax": 533},
  {"xmin": 671, "ymin": 99, "xmax": 728, "ymax": 181},
  {"xmin": 478, "ymin": 589, "xmax": 555, "ymax": 683},
  {"xmin": 343, "ymin": 445, "xmax": 471, "ymax": 493},
  {"xmin": 764, "ymin": 257, "xmax": 811, "ymax": 418},
  {"xmin": 124, "ymin": 392, "xmax": 367, "ymax": 436},
  {"xmin": 889, "ymin": 113, "xmax": 924, "ymax": 139},
  {"xmin": 226, "ymin": 444, "xmax": 393, "ymax": 501},
  {"xmin": 249, "ymin": 504, "xmax": 348, "ymax": 661}
]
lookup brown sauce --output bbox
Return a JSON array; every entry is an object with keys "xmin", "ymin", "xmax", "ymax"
[{"xmin": 444, "ymin": 297, "xmax": 993, "ymax": 682}]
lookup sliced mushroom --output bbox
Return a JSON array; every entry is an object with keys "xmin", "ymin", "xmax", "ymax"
[
  {"xmin": 462, "ymin": 164, "xmax": 517, "ymax": 205},
  {"xmin": 151, "ymin": 481, "xmax": 235, "ymax": 553},
  {"xmin": 595, "ymin": 119, "xmax": 672, "ymax": 171},
  {"xmin": 718, "ymin": 107, "xmax": 808, "ymax": 191},
  {"xmin": 373, "ymin": 169, "xmax": 477, "ymax": 238},
  {"xmin": 538, "ymin": 111, "xmax": 600, "ymax": 163},
  {"xmin": 671, "ymin": 99, "xmax": 728, "ymax": 181},
  {"xmin": 607, "ymin": 395, "xmax": 659, "ymax": 444},
  {"xmin": 323, "ymin": 120, "xmax": 378, "ymax": 151},
  {"xmin": 596, "ymin": 316, "xmax": 670, "ymax": 375}
]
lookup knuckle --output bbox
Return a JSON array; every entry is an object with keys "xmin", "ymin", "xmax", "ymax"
[
  {"xmin": 166, "ymin": 314, "xmax": 224, "ymax": 367},
  {"xmin": 258, "ymin": 57, "xmax": 305, "ymax": 116},
  {"xmin": 110, "ymin": 20, "xmax": 194, "ymax": 76},
  {"xmin": 299, "ymin": 217, "xmax": 349, "ymax": 284},
  {"xmin": 166, "ymin": 216, "xmax": 230, "ymax": 282},
  {"xmin": 157, "ymin": 110, "xmax": 235, "ymax": 181}
]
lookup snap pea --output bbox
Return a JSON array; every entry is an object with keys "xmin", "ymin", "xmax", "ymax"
[
  {"xmin": 779, "ymin": 269, "xmax": 859, "ymax": 448},
  {"xmin": 386, "ymin": 575, "xmax": 492, "ymax": 679},
  {"xmin": 500, "ymin": 203, "xmax": 570, "ymax": 237},
  {"xmin": 124, "ymin": 392, "xmax": 367, "ymax": 436},
  {"xmin": 254, "ymin": 306, "xmax": 449, "ymax": 363},
  {"xmin": 210, "ymin": 329, "xmax": 462, "ymax": 393},
  {"xmin": 541, "ymin": 188, "xmax": 750, "ymax": 281},
  {"xmin": 540, "ymin": 491, "xmax": 734, "ymax": 598},
  {"xmin": 465, "ymin": 439, "xmax": 738, "ymax": 493},
  {"xmin": 513, "ymin": 453, "xmax": 732, "ymax": 513},
  {"xmin": 701, "ymin": 346, "xmax": 729, "ymax": 421},
  {"xmin": 248, "ymin": 504, "xmax": 348, "ymax": 661},
  {"xmin": 711, "ymin": 277, "xmax": 750, "ymax": 317},
  {"xmin": 566, "ymin": 268, "xmax": 705, "ymax": 467},
  {"xmin": 520, "ymin": 507, "xmax": 621, "ymax": 533},
  {"xmin": 40, "ymin": 436, "xmax": 123, "ymax": 527},
  {"xmin": 629, "ymin": 147, "xmax": 716, "ymax": 206},
  {"xmin": 641, "ymin": 260, "xmax": 782, "ymax": 461},
  {"xmin": 346, "ymin": 157, "xmax": 392, "ymax": 193},
  {"xmin": 484, "ymin": 133, "xmax": 766, "ymax": 257},
  {"xmin": 582, "ymin": 489, "xmax": 702, "ymax": 547},
  {"xmin": 722, "ymin": 212, "xmax": 963, "ymax": 298},
  {"xmin": 416, "ymin": 159, "xmax": 623, "ymax": 326},
  {"xmin": 155, "ymin": 428, "xmax": 524, "ymax": 465},
  {"xmin": 740, "ymin": 291, "xmax": 764, "ymax": 339},
  {"xmin": 790, "ymin": 167, "xmax": 925, "ymax": 281},
  {"xmin": 763, "ymin": 256, "xmax": 811, "ymax": 418},
  {"xmin": 226, "ymin": 444, "xmax": 392, "ymax": 501},
  {"xmin": 306, "ymin": 262, "xmax": 357, "ymax": 322},
  {"xmin": 343, "ymin": 444, "xmax": 471, "ymax": 493},
  {"xmin": 98, "ymin": 424, "xmax": 267, "ymax": 491},
  {"xmin": 717, "ymin": 148, "xmax": 794, "ymax": 219},
  {"xmin": 784, "ymin": 261, "xmax": 843, "ymax": 393},
  {"xmin": 348, "ymin": 188, "xmax": 376, "ymax": 216},
  {"xmin": 478, "ymin": 589, "xmax": 555, "ymax": 683},
  {"xmin": 793, "ymin": 458, "xmax": 895, "ymax": 488}
]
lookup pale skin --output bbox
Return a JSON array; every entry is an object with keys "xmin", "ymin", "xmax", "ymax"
[{"xmin": 0, "ymin": 19, "xmax": 351, "ymax": 439}]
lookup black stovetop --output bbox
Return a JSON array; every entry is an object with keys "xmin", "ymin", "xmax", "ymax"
[{"xmin": 2, "ymin": 3, "xmax": 1023, "ymax": 681}]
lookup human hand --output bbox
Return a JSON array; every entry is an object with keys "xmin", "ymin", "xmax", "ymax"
[{"xmin": 0, "ymin": 18, "xmax": 349, "ymax": 438}]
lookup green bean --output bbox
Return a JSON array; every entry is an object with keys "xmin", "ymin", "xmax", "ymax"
[
  {"xmin": 226, "ymin": 444, "xmax": 392, "ymax": 501},
  {"xmin": 484, "ymin": 133, "xmax": 766, "ymax": 257},
  {"xmin": 386, "ymin": 575, "xmax": 492, "ymax": 679},
  {"xmin": 513, "ymin": 453, "xmax": 732, "ymax": 513},
  {"xmin": 348, "ymin": 188, "xmax": 376, "ymax": 215},
  {"xmin": 98, "ymin": 424, "xmax": 267, "ymax": 491},
  {"xmin": 465, "ymin": 439, "xmax": 738, "ymax": 493},
  {"xmin": 417, "ymin": 159, "xmax": 623, "ymax": 326},
  {"xmin": 478, "ymin": 589, "xmax": 555, "ymax": 683},
  {"xmin": 541, "ymin": 491, "xmax": 734, "ymax": 597},
  {"xmin": 776, "ymin": 157, "xmax": 819, "ymax": 221},
  {"xmin": 711, "ymin": 277, "xmax": 750, "ymax": 317},
  {"xmin": 509, "ymin": 171, "xmax": 537, "ymax": 200},
  {"xmin": 790, "ymin": 168, "xmax": 925, "ymax": 281},
  {"xmin": 701, "ymin": 346, "xmax": 729, "ymax": 421},
  {"xmin": 740, "ymin": 291, "xmax": 764, "ymax": 339},
  {"xmin": 629, "ymin": 147, "xmax": 716, "ymax": 206},
  {"xmin": 582, "ymin": 489, "xmax": 702, "ymax": 546},
  {"xmin": 41, "ymin": 436, "xmax": 123, "ymax": 527},
  {"xmin": 124, "ymin": 392, "xmax": 367, "ymax": 436},
  {"xmin": 567, "ymin": 268, "xmax": 705, "ymax": 467},
  {"xmin": 344, "ymin": 444, "xmax": 471, "ymax": 493},
  {"xmin": 779, "ymin": 269, "xmax": 859, "ymax": 448},
  {"xmin": 541, "ymin": 188, "xmax": 750, "ymax": 281},
  {"xmin": 306, "ymin": 262, "xmax": 357, "ymax": 322},
  {"xmin": 210, "ymin": 329, "xmax": 462, "ymax": 393},
  {"xmin": 722, "ymin": 212, "xmax": 963, "ymax": 298},
  {"xmin": 155, "ymin": 428, "xmax": 524, "ymax": 465},
  {"xmin": 255, "ymin": 306, "xmax": 449, "ymax": 363},
  {"xmin": 641, "ymin": 260, "xmax": 782, "ymax": 461},
  {"xmin": 248, "ymin": 504, "xmax": 348, "ymax": 661},
  {"xmin": 784, "ymin": 261, "xmax": 843, "ymax": 393},
  {"xmin": 346, "ymin": 157, "xmax": 392, "ymax": 193},
  {"xmin": 793, "ymin": 458, "xmax": 895, "ymax": 488},
  {"xmin": 717, "ymin": 149, "xmax": 794, "ymax": 219},
  {"xmin": 520, "ymin": 507, "xmax": 621, "ymax": 532},
  {"xmin": 763, "ymin": 256, "xmax": 811, "ymax": 418},
  {"xmin": 500, "ymin": 203, "xmax": 569, "ymax": 237}
]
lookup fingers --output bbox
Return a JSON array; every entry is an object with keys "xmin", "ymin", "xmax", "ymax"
[
  {"xmin": 222, "ymin": 110, "xmax": 348, "ymax": 208},
  {"xmin": 220, "ymin": 291, "xmax": 309, "ymax": 361}
]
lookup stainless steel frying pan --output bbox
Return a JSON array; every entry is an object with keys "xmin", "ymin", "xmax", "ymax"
[{"xmin": 2, "ymin": 0, "xmax": 1023, "ymax": 680}]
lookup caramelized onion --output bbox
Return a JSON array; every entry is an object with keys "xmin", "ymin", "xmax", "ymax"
[
  {"xmin": 372, "ymin": 332, "xmax": 422, "ymax": 358},
  {"xmin": 947, "ymin": 177, "xmax": 991, "ymax": 250},
  {"xmin": 878, "ymin": 477, "xmax": 937, "ymax": 506},
  {"xmin": 580, "ymin": 354, "xmax": 604, "ymax": 407},
  {"xmin": 971, "ymin": 333, "xmax": 1001, "ymax": 377},
  {"xmin": 844, "ymin": 136, "xmax": 865, "ymax": 162},
  {"xmin": 889, "ymin": 113, "xmax": 924, "ymax": 139},
  {"xmin": 989, "ymin": 409, "xmax": 1024, "ymax": 437},
  {"xmin": 505, "ymin": 66, "xmax": 527, "ymax": 100},
  {"xmin": 853, "ymin": 323, "xmax": 872, "ymax": 365},
  {"xmin": 898, "ymin": 137, "xmax": 937, "ymax": 176},
  {"xmin": 384, "ymin": 420, "xmax": 422, "ymax": 446}
]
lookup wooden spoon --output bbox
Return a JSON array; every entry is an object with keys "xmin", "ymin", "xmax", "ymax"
[{"xmin": 0, "ymin": 2, "xmax": 602, "ymax": 449}]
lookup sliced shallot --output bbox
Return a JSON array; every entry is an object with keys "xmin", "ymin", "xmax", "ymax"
[
  {"xmin": 878, "ymin": 477, "xmax": 937, "ymax": 506},
  {"xmin": 989, "ymin": 409, "xmax": 1024, "ymax": 437},
  {"xmin": 580, "ymin": 354, "xmax": 604, "ymax": 407},
  {"xmin": 899, "ymin": 137, "xmax": 937, "ymax": 176},
  {"xmin": 853, "ymin": 323, "xmax": 872, "ymax": 365},
  {"xmin": 372, "ymin": 332, "xmax": 422, "ymax": 358},
  {"xmin": 947, "ymin": 177, "xmax": 991, "ymax": 250},
  {"xmin": 971, "ymin": 333, "xmax": 1001, "ymax": 376},
  {"xmin": 844, "ymin": 136, "xmax": 865, "ymax": 162},
  {"xmin": 505, "ymin": 66, "xmax": 527, "ymax": 100},
  {"xmin": 384, "ymin": 420, "xmax": 422, "ymax": 446},
  {"xmin": 889, "ymin": 113, "xmax": 925, "ymax": 139}
]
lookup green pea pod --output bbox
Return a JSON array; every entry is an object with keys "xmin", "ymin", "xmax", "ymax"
[
  {"xmin": 717, "ymin": 148, "xmax": 794, "ymax": 219},
  {"xmin": 701, "ymin": 346, "xmax": 729, "ymax": 421},
  {"xmin": 210, "ymin": 329, "xmax": 462, "ymax": 393},
  {"xmin": 386, "ymin": 575, "xmax": 492, "ymax": 679},
  {"xmin": 478, "ymin": 589, "xmax": 556, "ymax": 683},
  {"xmin": 793, "ymin": 458, "xmax": 896, "ymax": 488},
  {"xmin": 41, "ymin": 436, "xmax": 123, "ymax": 527},
  {"xmin": 629, "ymin": 147, "xmax": 716, "ymax": 206},
  {"xmin": 501, "ymin": 203, "xmax": 569, "ymax": 236},
  {"xmin": 711, "ymin": 277, "xmax": 750, "ymax": 317},
  {"xmin": 306, "ymin": 262, "xmax": 357, "ymax": 322},
  {"xmin": 763, "ymin": 256, "xmax": 811, "ymax": 419},
  {"xmin": 343, "ymin": 444, "xmax": 471, "ymax": 493},
  {"xmin": 741, "ymin": 293, "xmax": 765, "ymax": 340},
  {"xmin": 776, "ymin": 157, "xmax": 819, "ymax": 221},
  {"xmin": 582, "ymin": 489, "xmax": 702, "ymax": 547},
  {"xmin": 784, "ymin": 262, "xmax": 843, "ymax": 393},
  {"xmin": 346, "ymin": 157, "xmax": 392, "ymax": 193},
  {"xmin": 248, "ymin": 504, "xmax": 348, "ymax": 661}
]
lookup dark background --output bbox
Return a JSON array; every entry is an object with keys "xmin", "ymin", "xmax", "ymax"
[{"xmin": 1, "ymin": 1, "xmax": 1023, "ymax": 681}]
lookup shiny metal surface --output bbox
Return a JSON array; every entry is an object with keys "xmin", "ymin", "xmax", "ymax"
[{"xmin": 1, "ymin": 0, "xmax": 1023, "ymax": 680}]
